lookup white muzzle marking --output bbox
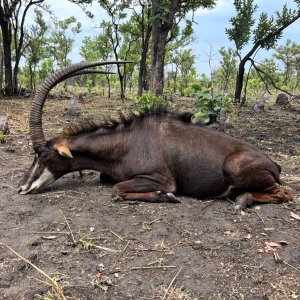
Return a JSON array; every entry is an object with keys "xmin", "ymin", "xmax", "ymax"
[{"xmin": 19, "ymin": 167, "xmax": 55, "ymax": 194}]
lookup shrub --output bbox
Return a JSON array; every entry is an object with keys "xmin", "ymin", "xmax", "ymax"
[
  {"xmin": 132, "ymin": 93, "xmax": 168, "ymax": 112},
  {"xmin": 192, "ymin": 85, "xmax": 233, "ymax": 124}
]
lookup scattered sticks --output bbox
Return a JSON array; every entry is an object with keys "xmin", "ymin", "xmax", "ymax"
[
  {"xmin": 108, "ymin": 229, "xmax": 124, "ymax": 241},
  {"xmin": 59, "ymin": 209, "xmax": 119, "ymax": 253},
  {"xmin": 110, "ymin": 241, "xmax": 130, "ymax": 272},
  {"xmin": 162, "ymin": 266, "xmax": 183, "ymax": 300},
  {"xmin": 59, "ymin": 209, "xmax": 76, "ymax": 245},
  {"xmin": 253, "ymin": 210, "xmax": 265, "ymax": 225},
  {"xmin": 130, "ymin": 265, "xmax": 177, "ymax": 270},
  {"xmin": 1, "ymin": 243, "xmax": 67, "ymax": 300},
  {"xmin": 273, "ymin": 251, "xmax": 300, "ymax": 273}
]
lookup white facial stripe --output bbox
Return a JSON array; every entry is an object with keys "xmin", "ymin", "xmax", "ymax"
[
  {"xmin": 30, "ymin": 168, "xmax": 55, "ymax": 191},
  {"xmin": 19, "ymin": 168, "xmax": 55, "ymax": 194},
  {"xmin": 27, "ymin": 161, "xmax": 39, "ymax": 185}
]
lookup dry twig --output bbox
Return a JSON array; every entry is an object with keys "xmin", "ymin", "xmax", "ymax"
[
  {"xmin": 1, "ymin": 243, "xmax": 67, "ymax": 300},
  {"xmin": 162, "ymin": 266, "xmax": 183, "ymax": 300},
  {"xmin": 130, "ymin": 265, "xmax": 177, "ymax": 270},
  {"xmin": 60, "ymin": 209, "xmax": 76, "ymax": 245},
  {"xmin": 110, "ymin": 241, "xmax": 130, "ymax": 272}
]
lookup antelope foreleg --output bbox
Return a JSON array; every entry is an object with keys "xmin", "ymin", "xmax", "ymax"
[{"xmin": 112, "ymin": 177, "xmax": 179, "ymax": 203}]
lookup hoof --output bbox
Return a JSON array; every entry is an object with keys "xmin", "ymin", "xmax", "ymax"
[
  {"xmin": 234, "ymin": 204, "xmax": 244, "ymax": 212},
  {"xmin": 166, "ymin": 193, "xmax": 181, "ymax": 203}
]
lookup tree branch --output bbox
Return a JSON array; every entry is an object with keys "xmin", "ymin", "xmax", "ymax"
[{"xmin": 249, "ymin": 58, "xmax": 292, "ymax": 96}]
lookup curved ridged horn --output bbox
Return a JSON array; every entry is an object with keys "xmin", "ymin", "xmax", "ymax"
[
  {"xmin": 61, "ymin": 69, "xmax": 116, "ymax": 82},
  {"xmin": 30, "ymin": 61, "xmax": 131, "ymax": 151}
]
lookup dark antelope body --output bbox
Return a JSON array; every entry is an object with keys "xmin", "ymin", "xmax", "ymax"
[{"xmin": 18, "ymin": 61, "xmax": 292, "ymax": 210}]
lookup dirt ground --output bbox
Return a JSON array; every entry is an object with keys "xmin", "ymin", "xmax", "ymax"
[{"xmin": 0, "ymin": 95, "xmax": 299, "ymax": 300}]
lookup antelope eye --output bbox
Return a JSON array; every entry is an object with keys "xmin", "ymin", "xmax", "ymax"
[{"xmin": 36, "ymin": 146, "xmax": 50, "ymax": 159}]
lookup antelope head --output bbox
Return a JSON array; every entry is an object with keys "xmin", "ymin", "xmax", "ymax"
[{"xmin": 18, "ymin": 61, "xmax": 129, "ymax": 194}]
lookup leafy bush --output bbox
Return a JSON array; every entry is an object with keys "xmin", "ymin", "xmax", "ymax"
[
  {"xmin": 192, "ymin": 85, "xmax": 233, "ymax": 124},
  {"xmin": 86, "ymin": 79, "xmax": 93, "ymax": 93},
  {"xmin": 132, "ymin": 93, "xmax": 167, "ymax": 112}
]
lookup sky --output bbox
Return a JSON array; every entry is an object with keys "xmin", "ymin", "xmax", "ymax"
[{"xmin": 40, "ymin": 0, "xmax": 300, "ymax": 75}]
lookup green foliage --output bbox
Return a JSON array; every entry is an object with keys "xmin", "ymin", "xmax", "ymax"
[
  {"xmin": 0, "ymin": 132, "xmax": 6, "ymax": 144},
  {"xmin": 218, "ymin": 47, "xmax": 237, "ymax": 93},
  {"xmin": 225, "ymin": 0, "xmax": 258, "ymax": 52},
  {"xmin": 48, "ymin": 17, "xmax": 81, "ymax": 69},
  {"xmin": 86, "ymin": 79, "xmax": 93, "ymax": 93},
  {"xmin": 192, "ymin": 85, "xmax": 232, "ymax": 124},
  {"xmin": 132, "ymin": 93, "xmax": 167, "ymax": 112},
  {"xmin": 21, "ymin": 9, "xmax": 49, "ymax": 89},
  {"xmin": 227, "ymin": 1, "xmax": 300, "ymax": 53},
  {"xmin": 39, "ymin": 59, "xmax": 54, "ymax": 82}
]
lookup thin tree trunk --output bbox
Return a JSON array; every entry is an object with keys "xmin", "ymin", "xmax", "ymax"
[
  {"xmin": 138, "ymin": 31, "xmax": 151, "ymax": 96},
  {"xmin": 0, "ymin": 19, "xmax": 13, "ymax": 96},
  {"xmin": 0, "ymin": 44, "xmax": 3, "ymax": 94},
  {"xmin": 150, "ymin": 28, "xmax": 168, "ymax": 96},
  {"xmin": 106, "ymin": 74, "xmax": 111, "ymax": 98},
  {"xmin": 137, "ymin": 4, "xmax": 151, "ymax": 96},
  {"xmin": 150, "ymin": 0, "xmax": 179, "ymax": 96}
]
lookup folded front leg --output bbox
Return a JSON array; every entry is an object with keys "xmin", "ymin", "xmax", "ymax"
[{"xmin": 112, "ymin": 176, "xmax": 180, "ymax": 203}]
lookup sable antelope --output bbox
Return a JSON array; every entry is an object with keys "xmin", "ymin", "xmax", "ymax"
[{"xmin": 18, "ymin": 61, "xmax": 292, "ymax": 211}]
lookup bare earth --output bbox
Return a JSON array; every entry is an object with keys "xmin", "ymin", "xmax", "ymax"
[{"xmin": 0, "ymin": 96, "xmax": 299, "ymax": 300}]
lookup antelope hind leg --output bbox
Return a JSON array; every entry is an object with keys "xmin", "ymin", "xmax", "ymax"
[{"xmin": 234, "ymin": 185, "xmax": 293, "ymax": 211}]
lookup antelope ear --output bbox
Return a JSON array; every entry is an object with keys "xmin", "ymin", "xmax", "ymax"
[{"xmin": 54, "ymin": 142, "xmax": 73, "ymax": 158}]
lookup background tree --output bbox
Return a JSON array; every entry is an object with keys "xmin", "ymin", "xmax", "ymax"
[
  {"xmin": 80, "ymin": 31, "xmax": 114, "ymax": 97},
  {"xmin": 23, "ymin": 9, "xmax": 48, "ymax": 90},
  {"xmin": 0, "ymin": 0, "xmax": 44, "ymax": 96},
  {"xmin": 48, "ymin": 16, "xmax": 81, "ymax": 69},
  {"xmin": 226, "ymin": 0, "xmax": 300, "ymax": 104},
  {"xmin": 130, "ymin": 0, "xmax": 152, "ymax": 96},
  {"xmin": 150, "ymin": 0, "xmax": 216, "ymax": 96},
  {"xmin": 176, "ymin": 48, "xmax": 196, "ymax": 96},
  {"xmin": 273, "ymin": 39, "xmax": 300, "ymax": 88},
  {"xmin": 0, "ymin": 31, "xmax": 3, "ymax": 93},
  {"xmin": 218, "ymin": 47, "xmax": 237, "ymax": 94},
  {"xmin": 98, "ymin": 0, "xmax": 132, "ymax": 99}
]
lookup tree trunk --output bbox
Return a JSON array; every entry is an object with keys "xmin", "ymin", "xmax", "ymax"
[
  {"xmin": 138, "ymin": 29, "xmax": 151, "ymax": 96},
  {"xmin": 0, "ymin": 44, "xmax": 3, "ymax": 94},
  {"xmin": 150, "ymin": 28, "xmax": 168, "ymax": 96},
  {"xmin": 0, "ymin": 19, "xmax": 13, "ymax": 96},
  {"xmin": 234, "ymin": 59, "xmax": 246, "ymax": 103},
  {"xmin": 107, "ymin": 76, "xmax": 111, "ymax": 98},
  {"xmin": 150, "ymin": 0, "xmax": 179, "ymax": 96},
  {"xmin": 137, "ymin": 6, "xmax": 151, "ymax": 96},
  {"xmin": 173, "ymin": 65, "xmax": 178, "ymax": 93}
]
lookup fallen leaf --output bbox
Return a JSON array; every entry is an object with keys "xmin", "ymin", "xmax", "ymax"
[
  {"xmin": 244, "ymin": 234, "xmax": 252, "ymax": 240},
  {"xmin": 98, "ymin": 263, "xmax": 105, "ymax": 272},
  {"xmin": 290, "ymin": 212, "xmax": 300, "ymax": 221},
  {"xmin": 42, "ymin": 236, "xmax": 58, "ymax": 240},
  {"xmin": 278, "ymin": 241, "xmax": 288, "ymax": 246},
  {"xmin": 265, "ymin": 241, "xmax": 281, "ymax": 252}
]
